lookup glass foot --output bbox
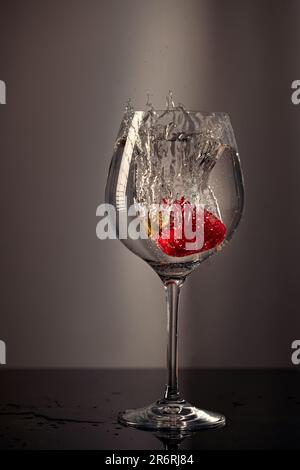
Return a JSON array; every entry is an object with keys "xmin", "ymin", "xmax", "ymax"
[{"xmin": 118, "ymin": 399, "xmax": 225, "ymax": 431}]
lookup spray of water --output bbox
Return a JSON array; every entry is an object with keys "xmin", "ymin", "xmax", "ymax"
[{"xmin": 116, "ymin": 92, "xmax": 227, "ymax": 220}]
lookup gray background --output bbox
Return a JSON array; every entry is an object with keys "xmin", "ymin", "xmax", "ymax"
[{"xmin": 0, "ymin": 0, "xmax": 300, "ymax": 368}]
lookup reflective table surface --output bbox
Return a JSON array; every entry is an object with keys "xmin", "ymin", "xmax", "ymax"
[{"xmin": 0, "ymin": 369, "xmax": 300, "ymax": 450}]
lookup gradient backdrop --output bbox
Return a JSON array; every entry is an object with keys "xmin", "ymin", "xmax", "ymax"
[{"xmin": 1, "ymin": 0, "xmax": 300, "ymax": 368}]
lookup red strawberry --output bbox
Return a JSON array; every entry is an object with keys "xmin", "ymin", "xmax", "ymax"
[{"xmin": 157, "ymin": 197, "xmax": 226, "ymax": 257}]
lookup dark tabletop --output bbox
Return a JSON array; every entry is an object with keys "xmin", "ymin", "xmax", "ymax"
[{"xmin": 0, "ymin": 369, "xmax": 300, "ymax": 450}]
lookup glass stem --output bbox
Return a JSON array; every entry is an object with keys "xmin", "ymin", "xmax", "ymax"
[{"xmin": 163, "ymin": 279, "xmax": 184, "ymax": 402}]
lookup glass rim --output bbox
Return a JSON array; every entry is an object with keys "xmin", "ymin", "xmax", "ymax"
[{"xmin": 132, "ymin": 110, "xmax": 230, "ymax": 117}]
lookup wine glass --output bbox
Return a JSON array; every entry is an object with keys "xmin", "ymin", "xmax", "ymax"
[{"xmin": 105, "ymin": 106, "xmax": 244, "ymax": 431}]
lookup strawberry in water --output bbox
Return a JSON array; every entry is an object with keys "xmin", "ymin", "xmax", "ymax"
[{"xmin": 156, "ymin": 197, "xmax": 226, "ymax": 257}]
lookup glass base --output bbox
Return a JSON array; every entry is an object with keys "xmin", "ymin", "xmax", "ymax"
[{"xmin": 118, "ymin": 399, "xmax": 225, "ymax": 431}]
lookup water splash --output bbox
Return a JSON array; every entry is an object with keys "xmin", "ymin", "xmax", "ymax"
[
  {"xmin": 166, "ymin": 90, "xmax": 176, "ymax": 110},
  {"xmin": 116, "ymin": 92, "xmax": 228, "ymax": 222}
]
